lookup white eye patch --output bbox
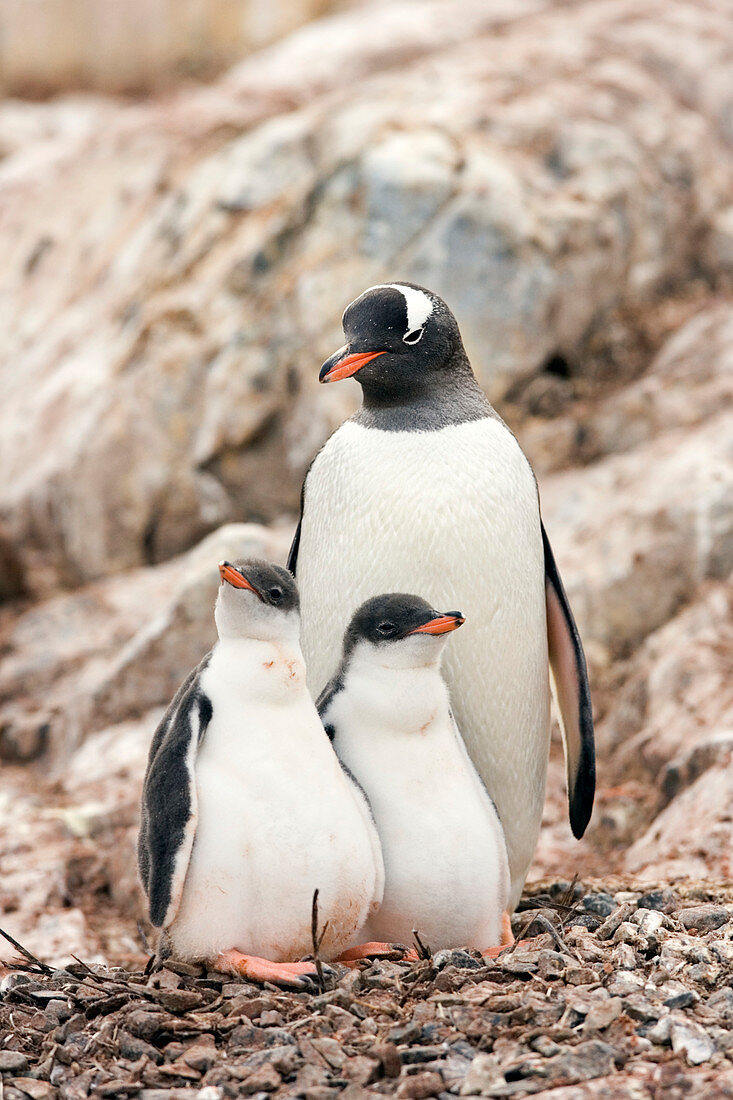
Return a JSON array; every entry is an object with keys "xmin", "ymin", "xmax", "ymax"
[
  {"xmin": 344, "ymin": 283, "xmax": 434, "ymax": 337},
  {"xmin": 384, "ymin": 284, "xmax": 434, "ymax": 334}
]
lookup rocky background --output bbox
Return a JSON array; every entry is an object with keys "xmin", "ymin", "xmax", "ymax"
[{"xmin": 0, "ymin": 0, "xmax": 732, "ymax": 992}]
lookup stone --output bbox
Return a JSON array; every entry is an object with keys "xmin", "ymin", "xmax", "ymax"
[
  {"xmin": 395, "ymin": 1072, "xmax": 444, "ymax": 1099},
  {"xmin": 597, "ymin": 904, "xmax": 636, "ymax": 941},
  {"xmin": 636, "ymin": 889, "xmax": 680, "ymax": 914},
  {"xmin": 239, "ymin": 1065, "xmax": 281, "ymax": 1094},
  {"xmin": 631, "ymin": 909, "xmax": 668, "ymax": 937},
  {"xmin": 116, "ymin": 1030, "xmax": 162, "ymax": 1064},
  {"xmin": 433, "ymin": 949, "xmax": 482, "ymax": 971},
  {"xmin": 676, "ymin": 905, "xmax": 730, "ymax": 932},
  {"xmin": 542, "ymin": 1041, "xmax": 617, "ymax": 1084},
  {"xmin": 0, "ymin": 1053, "xmax": 30, "ymax": 1074},
  {"xmin": 526, "ymin": 1081, "xmax": 652, "ymax": 1099},
  {"xmin": 182, "ymin": 1041, "xmax": 217, "ymax": 1074},
  {"xmin": 582, "ymin": 998, "xmax": 622, "ymax": 1032},
  {"xmin": 582, "ymin": 895, "xmax": 616, "ymax": 920},
  {"xmin": 371, "ymin": 1044, "xmax": 401, "ymax": 1079},
  {"xmin": 460, "ymin": 1053, "xmax": 506, "ymax": 1096},
  {"xmin": 670, "ymin": 1018, "xmax": 716, "ymax": 1065}
]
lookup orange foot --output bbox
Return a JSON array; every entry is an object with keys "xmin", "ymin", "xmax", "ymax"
[
  {"xmin": 482, "ymin": 910, "xmax": 518, "ymax": 958},
  {"xmin": 214, "ymin": 949, "xmax": 319, "ymax": 988},
  {"xmin": 336, "ymin": 941, "xmax": 410, "ymax": 967}
]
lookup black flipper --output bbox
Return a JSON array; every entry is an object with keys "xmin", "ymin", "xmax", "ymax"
[
  {"xmin": 138, "ymin": 654, "xmax": 212, "ymax": 928},
  {"xmin": 542, "ymin": 521, "xmax": 595, "ymax": 838},
  {"xmin": 287, "ymin": 515, "xmax": 301, "ymax": 576},
  {"xmin": 287, "ymin": 456, "xmax": 319, "ymax": 577}
]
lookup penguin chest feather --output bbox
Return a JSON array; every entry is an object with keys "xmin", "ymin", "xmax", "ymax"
[
  {"xmin": 298, "ymin": 418, "xmax": 551, "ymax": 909},
  {"xmin": 168, "ymin": 641, "xmax": 381, "ymax": 962}
]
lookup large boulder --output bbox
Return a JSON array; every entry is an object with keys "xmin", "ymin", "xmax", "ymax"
[{"xmin": 1, "ymin": 0, "xmax": 733, "ymax": 584}]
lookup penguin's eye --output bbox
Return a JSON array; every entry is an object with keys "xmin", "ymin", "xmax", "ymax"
[
  {"xmin": 403, "ymin": 328, "xmax": 424, "ymax": 345},
  {"xmin": 268, "ymin": 587, "xmax": 284, "ymax": 603},
  {"xmin": 377, "ymin": 621, "xmax": 396, "ymax": 636}
]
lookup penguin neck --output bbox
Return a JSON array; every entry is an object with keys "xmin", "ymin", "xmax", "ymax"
[
  {"xmin": 353, "ymin": 350, "xmax": 493, "ymax": 433},
  {"xmin": 212, "ymin": 634, "xmax": 306, "ymax": 702},
  {"xmin": 342, "ymin": 655, "xmax": 449, "ymax": 736}
]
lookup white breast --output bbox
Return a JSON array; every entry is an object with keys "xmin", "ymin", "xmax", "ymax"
[
  {"xmin": 327, "ymin": 661, "xmax": 510, "ymax": 949},
  {"xmin": 169, "ymin": 639, "xmax": 382, "ymax": 963},
  {"xmin": 297, "ymin": 418, "xmax": 551, "ymax": 909}
]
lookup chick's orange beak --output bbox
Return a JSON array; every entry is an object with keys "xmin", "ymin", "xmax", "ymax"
[
  {"xmin": 408, "ymin": 613, "xmax": 465, "ymax": 636},
  {"xmin": 218, "ymin": 561, "xmax": 256, "ymax": 592},
  {"xmin": 319, "ymin": 350, "xmax": 386, "ymax": 384}
]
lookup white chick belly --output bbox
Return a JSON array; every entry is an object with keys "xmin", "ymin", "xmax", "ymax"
[{"xmin": 169, "ymin": 696, "xmax": 379, "ymax": 962}]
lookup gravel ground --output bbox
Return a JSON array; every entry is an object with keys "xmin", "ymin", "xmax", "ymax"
[{"xmin": 2, "ymin": 882, "xmax": 733, "ymax": 1100}]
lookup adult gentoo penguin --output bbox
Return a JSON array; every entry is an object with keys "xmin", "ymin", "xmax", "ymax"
[
  {"xmin": 138, "ymin": 558, "xmax": 384, "ymax": 986},
  {"xmin": 288, "ymin": 282, "xmax": 595, "ymax": 910},
  {"xmin": 319, "ymin": 593, "xmax": 511, "ymax": 951}
]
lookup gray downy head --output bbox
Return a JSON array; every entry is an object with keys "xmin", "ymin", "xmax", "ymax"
[
  {"xmin": 342, "ymin": 592, "xmax": 465, "ymax": 671},
  {"xmin": 319, "ymin": 282, "xmax": 491, "ymax": 430},
  {"xmin": 214, "ymin": 558, "xmax": 299, "ymax": 642}
]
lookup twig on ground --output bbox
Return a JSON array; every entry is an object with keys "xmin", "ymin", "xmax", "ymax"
[
  {"xmin": 0, "ymin": 925, "xmax": 54, "ymax": 975},
  {"xmin": 311, "ymin": 889, "xmax": 327, "ymax": 993},
  {"xmin": 412, "ymin": 928, "xmax": 432, "ymax": 961},
  {"xmin": 70, "ymin": 954, "xmax": 99, "ymax": 978}
]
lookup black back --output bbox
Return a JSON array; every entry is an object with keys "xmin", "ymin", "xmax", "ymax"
[{"xmin": 138, "ymin": 653, "xmax": 213, "ymax": 928}]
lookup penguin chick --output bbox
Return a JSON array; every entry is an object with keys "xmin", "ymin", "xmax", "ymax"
[
  {"xmin": 138, "ymin": 558, "xmax": 384, "ymax": 987},
  {"xmin": 318, "ymin": 593, "xmax": 511, "ymax": 952}
]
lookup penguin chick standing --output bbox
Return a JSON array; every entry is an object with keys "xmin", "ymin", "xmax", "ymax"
[
  {"xmin": 290, "ymin": 282, "xmax": 595, "ymax": 910},
  {"xmin": 138, "ymin": 559, "xmax": 384, "ymax": 987},
  {"xmin": 319, "ymin": 594, "xmax": 511, "ymax": 951}
]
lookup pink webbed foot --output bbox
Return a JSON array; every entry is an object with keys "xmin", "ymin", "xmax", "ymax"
[
  {"xmin": 336, "ymin": 941, "xmax": 410, "ymax": 967},
  {"xmin": 214, "ymin": 949, "xmax": 320, "ymax": 989}
]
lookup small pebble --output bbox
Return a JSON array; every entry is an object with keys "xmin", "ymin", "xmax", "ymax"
[
  {"xmin": 0, "ymin": 1052, "xmax": 29, "ymax": 1074},
  {"xmin": 597, "ymin": 903, "xmax": 636, "ymax": 941},
  {"xmin": 396, "ymin": 1071, "xmax": 444, "ymax": 1099},
  {"xmin": 664, "ymin": 990, "xmax": 697, "ymax": 1010},
  {"xmin": 583, "ymin": 893, "xmax": 615, "ymax": 919},
  {"xmin": 637, "ymin": 889, "xmax": 679, "ymax": 914},
  {"xmin": 670, "ymin": 1019, "xmax": 716, "ymax": 1065},
  {"xmin": 372, "ymin": 1043, "xmax": 401, "ymax": 1078},
  {"xmin": 432, "ymin": 949, "xmax": 481, "ymax": 971},
  {"xmin": 582, "ymin": 998, "xmax": 622, "ymax": 1031},
  {"xmin": 676, "ymin": 905, "xmax": 729, "ymax": 932}
]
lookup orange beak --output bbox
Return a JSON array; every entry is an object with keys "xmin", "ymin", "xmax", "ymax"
[
  {"xmin": 408, "ymin": 613, "xmax": 465, "ymax": 635},
  {"xmin": 319, "ymin": 350, "xmax": 386, "ymax": 384},
  {"xmin": 218, "ymin": 561, "xmax": 256, "ymax": 592}
]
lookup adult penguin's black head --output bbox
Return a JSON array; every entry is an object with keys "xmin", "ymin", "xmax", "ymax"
[{"xmin": 319, "ymin": 283, "xmax": 469, "ymax": 403}]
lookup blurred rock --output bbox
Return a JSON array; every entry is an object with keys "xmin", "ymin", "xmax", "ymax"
[
  {"xmin": 2, "ymin": 0, "xmax": 733, "ymax": 582},
  {"xmin": 0, "ymin": 523, "xmax": 27, "ymax": 603},
  {"xmin": 0, "ymin": 0, "xmax": 335, "ymax": 97}
]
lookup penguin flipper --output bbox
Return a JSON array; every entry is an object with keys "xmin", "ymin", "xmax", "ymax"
[
  {"xmin": 542, "ymin": 522, "xmax": 596, "ymax": 838},
  {"xmin": 286, "ymin": 517, "xmax": 301, "ymax": 575},
  {"xmin": 138, "ymin": 656, "xmax": 213, "ymax": 928},
  {"xmin": 288, "ymin": 456, "xmax": 319, "ymax": 576}
]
